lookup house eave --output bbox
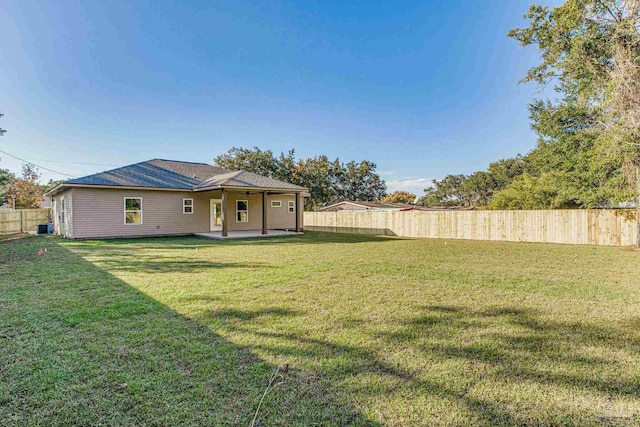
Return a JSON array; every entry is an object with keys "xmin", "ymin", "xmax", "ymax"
[
  {"xmin": 194, "ymin": 185, "xmax": 309, "ymax": 195},
  {"xmin": 44, "ymin": 183, "xmax": 310, "ymax": 197},
  {"xmin": 44, "ymin": 183, "xmax": 193, "ymax": 197}
]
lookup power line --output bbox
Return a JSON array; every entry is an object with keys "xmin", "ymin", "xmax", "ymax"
[
  {"xmin": 16, "ymin": 159, "xmax": 119, "ymax": 167},
  {"xmin": 0, "ymin": 148, "xmax": 77, "ymax": 178}
]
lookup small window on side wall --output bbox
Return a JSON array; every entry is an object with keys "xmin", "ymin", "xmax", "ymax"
[
  {"xmin": 236, "ymin": 200, "xmax": 248, "ymax": 222},
  {"xmin": 288, "ymin": 200, "xmax": 295, "ymax": 213},
  {"xmin": 183, "ymin": 198, "xmax": 193, "ymax": 214},
  {"xmin": 124, "ymin": 197, "xmax": 142, "ymax": 225},
  {"xmin": 271, "ymin": 200, "xmax": 281, "ymax": 208}
]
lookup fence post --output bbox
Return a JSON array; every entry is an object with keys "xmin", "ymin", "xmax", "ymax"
[{"xmin": 20, "ymin": 210, "xmax": 24, "ymax": 233}]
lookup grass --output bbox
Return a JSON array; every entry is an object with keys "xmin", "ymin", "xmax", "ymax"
[{"xmin": 2, "ymin": 231, "xmax": 640, "ymax": 426}]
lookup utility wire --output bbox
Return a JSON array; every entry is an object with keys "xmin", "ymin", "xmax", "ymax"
[
  {"xmin": 16, "ymin": 159, "xmax": 119, "ymax": 167},
  {"xmin": 0, "ymin": 147, "xmax": 77, "ymax": 178}
]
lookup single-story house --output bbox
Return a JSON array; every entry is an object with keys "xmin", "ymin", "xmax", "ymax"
[{"xmin": 44, "ymin": 159, "xmax": 308, "ymax": 239}]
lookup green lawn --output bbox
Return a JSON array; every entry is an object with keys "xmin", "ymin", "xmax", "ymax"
[{"xmin": 2, "ymin": 232, "xmax": 640, "ymax": 426}]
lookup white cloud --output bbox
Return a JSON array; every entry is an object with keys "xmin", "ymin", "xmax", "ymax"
[
  {"xmin": 378, "ymin": 170, "xmax": 396, "ymax": 176},
  {"xmin": 386, "ymin": 177, "xmax": 434, "ymax": 196}
]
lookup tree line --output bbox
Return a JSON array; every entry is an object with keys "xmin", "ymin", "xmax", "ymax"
[
  {"xmin": 415, "ymin": 1, "xmax": 639, "ymax": 213},
  {"xmin": 217, "ymin": 1, "xmax": 640, "ymax": 214},
  {"xmin": 215, "ymin": 147, "xmax": 386, "ymax": 210}
]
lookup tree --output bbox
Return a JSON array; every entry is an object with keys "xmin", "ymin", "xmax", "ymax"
[
  {"xmin": 417, "ymin": 157, "xmax": 529, "ymax": 208},
  {"xmin": 380, "ymin": 191, "xmax": 417, "ymax": 204},
  {"xmin": 487, "ymin": 156, "xmax": 528, "ymax": 189},
  {"xmin": 0, "ymin": 113, "xmax": 6, "ymax": 136},
  {"xmin": 45, "ymin": 179, "xmax": 65, "ymax": 191},
  {"xmin": 491, "ymin": 173, "xmax": 570, "ymax": 209},
  {"xmin": 490, "ymin": 101, "xmax": 628, "ymax": 209},
  {"xmin": 214, "ymin": 147, "xmax": 283, "ymax": 179},
  {"xmin": 333, "ymin": 160, "xmax": 386, "ymax": 202},
  {"xmin": 463, "ymin": 171, "xmax": 498, "ymax": 206},
  {"xmin": 419, "ymin": 175, "xmax": 470, "ymax": 207},
  {"xmin": 6, "ymin": 164, "xmax": 46, "ymax": 209},
  {"xmin": 291, "ymin": 155, "xmax": 338, "ymax": 210},
  {"xmin": 214, "ymin": 147, "xmax": 387, "ymax": 210},
  {"xmin": 0, "ymin": 168, "xmax": 14, "ymax": 206},
  {"xmin": 509, "ymin": 0, "xmax": 640, "ymax": 244}
]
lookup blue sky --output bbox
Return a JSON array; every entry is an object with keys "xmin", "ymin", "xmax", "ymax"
[{"xmin": 0, "ymin": 1, "xmax": 559, "ymax": 195}]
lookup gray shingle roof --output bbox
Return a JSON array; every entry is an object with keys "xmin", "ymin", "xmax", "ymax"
[
  {"xmin": 60, "ymin": 159, "xmax": 306, "ymax": 192},
  {"xmin": 147, "ymin": 159, "xmax": 230, "ymax": 182},
  {"xmin": 195, "ymin": 170, "xmax": 305, "ymax": 191}
]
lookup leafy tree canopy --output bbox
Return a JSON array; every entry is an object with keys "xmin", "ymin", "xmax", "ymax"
[
  {"xmin": 0, "ymin": 168, "xmax": 15, "ymax": 206},
  {"xmin": 6, "ymin": 164, "xmax": 47, "ymax": 209},
  {"xmin": 215, "ymin": 147, "xmax": 386, "ymax": 210},
  {"xmin": 506, "ymin": 0, "xmax": 639, "ymax": 207},
  {"xmin": 380, "ymin": 191, "xmax": 417, "ymax": 204},
  {"xmin": 422, "ymin": 1, "xmax": 639, "ymax": 212}
]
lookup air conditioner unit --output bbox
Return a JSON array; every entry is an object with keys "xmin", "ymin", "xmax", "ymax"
[{"xmin": 37, "ymin": 223, "xmax": 54, "ymax": 235}]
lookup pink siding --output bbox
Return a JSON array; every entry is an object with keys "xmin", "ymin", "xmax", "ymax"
[
  {"xmin": 66, "ymin": 187, "xmax": 301, "ymax": 239},
  {"xmin": 266, "ymin": 194, "xmax": 296, "ymax": 230},
  {"xmin": 52, "ymin": 189, "xmax": 73, "ymax": 238},
  {"xmin": 72, "ymin": 188, "xmax": 210, "ymax": 239}
]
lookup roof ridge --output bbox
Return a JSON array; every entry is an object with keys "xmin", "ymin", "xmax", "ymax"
[
  {"xmin": 197, "ymin": 170, "xmax": 241, "ymax": 185},
  {"xmin": 150, "ymin": 158, "xmax": 217, "ymax": 166},
  {"xmin": 215, "ymin": 170, "xmax": 243, "ymax": 186}
]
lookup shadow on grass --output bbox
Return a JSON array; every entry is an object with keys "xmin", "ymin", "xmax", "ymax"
[
  {"xmin": 83, "ymin": 257, "xmax": 273, "ymax": 274},
  {"xmin": 206, "ymin": 303, "xmax": 640, "ymax": 425},
  {"xmin": 65, "ymin": 230, "xmax": 405, "ymax": 251},
  {"xmin": 0, "ymin": 238, "xmax": 379, "ymax": 426},
  {"xmin": 396, "ymin": 305, "xmax": 640, "ymax": 397},
  {"xmin": 13, "ymin": 235, "xmax": 640, "ymax": 425}
]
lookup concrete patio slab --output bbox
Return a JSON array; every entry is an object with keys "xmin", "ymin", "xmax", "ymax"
[{"xmin": 194, "ymin": 230, "xmax": 303, "ymax": 240}]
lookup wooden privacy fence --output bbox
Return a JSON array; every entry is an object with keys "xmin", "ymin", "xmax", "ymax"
[
  {"xmin": 304, "ymin": 209, "xmax": 638, "ymax": 246},
  {"xmin": 0, "ymin": 209, "xmax": 51, "ymax": 235}
]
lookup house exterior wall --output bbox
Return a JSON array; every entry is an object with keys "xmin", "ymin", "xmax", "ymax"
[
  {"xmin": 225, "ymin": 191, "xmax": 262, "ymax": 231},
  {"xmin": 221, "ymin": 192, "xmax": 296, "ymax": 231},
  {"xmin": 266, "ymin": 194, "xmax": 296, "ymax": 230},
  {"xmin": 71, "ymin": 188, "xmax": 210, "ymax": 239},
  {"xmin": 62, "ymin": 187, "xmax": 302, "ymax": 239},
  {"xmin": 52, "ymin": 188, "xmax": 73, "ymax": 238}
]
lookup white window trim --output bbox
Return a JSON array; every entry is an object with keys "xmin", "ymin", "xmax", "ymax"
[
  {"xmin": 288, "ymin": 200, "xmax": 295, "ymax": 213},
  {"xmin": 271, "ymin": 200, "xmax": 282, "ymax": 208},
  {"xmin": 124, "ymin": 197, "xmax": 143, "ymax": 225},
  {"xmin": 236, "ymin": 199, "xmax": 248, "ymax": 222},
  {"xmin": 183, "ymin": 198, "xmax": 194, "ymax": 214}
]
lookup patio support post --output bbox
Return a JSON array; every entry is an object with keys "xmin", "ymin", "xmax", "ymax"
[
  {"xmin": 295, "ymin": 192, "xmax": 303, "ymax": 232},
  {"xmin": 221, "ymin": 188, "xmax": 228, "ymax": 237},
  {"xmin": 262, "ymin": 191, "xmax": 268, "ymax": 235}
]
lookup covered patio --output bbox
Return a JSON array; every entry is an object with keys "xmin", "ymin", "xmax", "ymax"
[{"xmin": 196, "ymin": 188, "xmax": 305, "ymax": 237}]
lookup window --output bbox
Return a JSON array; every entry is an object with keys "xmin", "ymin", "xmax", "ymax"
[
  {"xmin": 271, "ymin": 200, "xmax": 282, "ymax": 208},
  {"xmin": 60, "ymin": 197, "xmax": 65, "ymax": 224},
  {"xmin": 236, "ymin": 200, "xmax": 248, "ymax": 222},
  {"xmin": 183, "ymin": 198, "xmax": 193, "ymax": 214},
  {"xmin": 288, "ymin": 200, "xmax": 295, "ymax": 213},
  {"xmin": 124, "ymin": 197, "xmax": 142, "ymax": 225}
]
